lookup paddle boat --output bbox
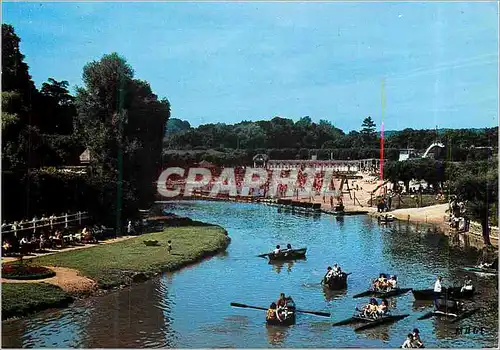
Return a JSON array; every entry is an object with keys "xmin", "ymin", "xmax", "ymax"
[
  {"xmin": 332, "ymin": 299, "xmax": 409, "ymax": 332},
  {"xmin": 231, "ymin": 295, "xmax": 330, "ymax": 327},
  {"xmin": 353, "ymin": 273, "xmax": 411, "ymax": 299},
  {"xmin": 462, "ymin": 265, "xmax": 498, "ymax": 276},
  {"xmin": 323, "ymin": 272, "xmax": 350, "ymax": 291},
  {"xmin": 417, "ymin": 297, "xmax": 480, "ymax": 322},
  {"xmin": 266, "ymin": 297, "xmax": 297, "ymax": 326},
  {"xmin": 259, "ymin": 246, "xmax": 307, "ymax": 261},
  {"xmin": 412, "ymin": 286, "xmax": 475, "ymax": 301}
]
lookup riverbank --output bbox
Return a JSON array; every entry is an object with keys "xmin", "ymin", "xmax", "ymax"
[{"xmin": 2, "ymin": 223, "xmax": 230, "ymax": 320}]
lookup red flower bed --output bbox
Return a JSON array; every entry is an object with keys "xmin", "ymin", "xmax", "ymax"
[{"xmin": 2, "ymin": 263, "xmax": 55, "ymax": 280}]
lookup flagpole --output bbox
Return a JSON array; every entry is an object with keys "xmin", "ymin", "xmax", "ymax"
[{"xmin": 380, "ymin": 78, "xmax": 385, "ymax": 195}]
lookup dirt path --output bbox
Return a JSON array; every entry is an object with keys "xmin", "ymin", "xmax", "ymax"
[{"xmin": 2, "ymin": 266, "xmax": 98, "ymax": 295}]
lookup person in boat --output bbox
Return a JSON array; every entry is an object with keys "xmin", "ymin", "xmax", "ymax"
[
  {"xmin": 273, "ymin": 245, "xmax": 281, "ymax": 255},
  {"xmin": 332, "ymin": 263, "xmax": 342, "ymax": 277},
  {"xmin": 373, "ymin": 273, "xmax": 388, "ymax": 291},
  {"xmin": 387, "ymin": 275, "xmax": 397, "ymax": 290},
  {"xmin": 361, "ymin": 298, "xmax": 379, "ymax": 318},
  {"xmin": 277, "ymin": 293, "xmax": 287, "ymax": 308},
  {"xmin": 266, "ymin": 302, "xmax": 278, "ymax": 321},
  {"xmin": 323, "ymin": 266, "xmax": 334, "ymax": 283},
  {"xmin": 283, "ymin": 243, "xmax": 292, "ymax": 256},
  {"xmin": 460, "ymin": 276, "xmax": 473, "ymax": 293},
  {"xmin": 376, "ymin": 299, "xmax": 389, "ymax": 318},
  {"xmin": 411, "ymin": 328, "xmax": 424, "ymax": 348},
  {"xmin": 401, "ymin": 334, "xmax": 414, "ymax": 348},
  {"xmin": 433, "ymin": 276, "xmax": 443, "ymax": 302}
]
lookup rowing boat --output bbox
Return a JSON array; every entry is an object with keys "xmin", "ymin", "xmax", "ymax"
[
  {"xmin": 266, "ymin": 309, "xmax": 296, "ymax": 326},
  {"xmin": 412, "ymin": 287, "xmax": 475, "ymax": 301},
  {"xmin": 462, "ymin": 266, "xmax": 498, "ymax": 276},
  {"xmin": 353, "ymin": 288, "xmax": 412, "ymax": 299},
  {"xmin": 418, "ymin": 308, "xmax": 480, "ymax": 322},
  {"xmin": 268, "ymin": 248, "xmax": 307, "ymax": 261},
  {"xmin": 332, "ymin": 314, "xmax": 409, "ymax": 331},
  {"xmin": 323, "ymin": 272, "xmax": 349, "ymax": 290}
]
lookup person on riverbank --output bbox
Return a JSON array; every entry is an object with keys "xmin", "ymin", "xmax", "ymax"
[{"xmin": 168, "ymin": 240, "xmax": 172, "ymax": 253}]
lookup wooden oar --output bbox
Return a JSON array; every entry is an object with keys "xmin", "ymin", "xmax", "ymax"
[
  {"xmin": 295, "ymin": 308, "xmax": 331, "ymax": 317},
  {"xmin": 353, "ymin": 290, "xmax": 373, "ymax": 298},
  {"xmin": 417, "ymin": 311, "xmax": 434, "ymax": 320},
  {"xmin": 231, "ymin": 302, "xmax": 267, "ymax": 311},
  {"xmin": 230, "ymin": 302, "xmax": 330, "ymax": 317},
  {"xmin": 257, "ymin": 253, "xmax": 270, "ymax": 258}
]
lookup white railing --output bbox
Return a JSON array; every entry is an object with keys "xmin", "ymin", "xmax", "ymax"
[{"xmin": 1, "ymin": 212, "xmax": 90, "ymax": 234}]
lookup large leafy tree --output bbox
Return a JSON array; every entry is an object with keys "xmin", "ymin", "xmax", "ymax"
[
  {"xmin": 451, "ymin": 167, "xmax": 498, "ymax": 246},
  {"xmin": 38, "ymin": 78, "xmax": 76, "ymax": 135},
  {"xmin": 75, "ymin": 53, "xmax": 170, "ymax": 227},
  {"xmin": 1, "ymin": 24, "xmax": 41, "ymax": 170}
]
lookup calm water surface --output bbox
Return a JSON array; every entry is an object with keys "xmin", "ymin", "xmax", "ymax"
[{"xmin": 2, "ymin": 201, "xmax": 498, "ymax": 348}]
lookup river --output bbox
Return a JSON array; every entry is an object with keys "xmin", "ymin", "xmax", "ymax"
[{"xmin": 2, "ymin": 201, "xmax": 498, "ymax": 348}]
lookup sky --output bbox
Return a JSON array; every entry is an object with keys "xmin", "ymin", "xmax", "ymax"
[{"xmin": 3, "ymin": 1, "xmax": 499, "ymax": 131}]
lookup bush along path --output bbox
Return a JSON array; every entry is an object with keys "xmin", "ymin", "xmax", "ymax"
[{"xmin": 2, "ymin": 223, "xmax": 230, "ymax": 320}]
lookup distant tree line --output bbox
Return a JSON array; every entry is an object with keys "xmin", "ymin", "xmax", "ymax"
[
  {"xmin": 164, "ymin": 116, "xmax": 497, "ymax": 163},
  {"xmin": 1, "ymin": 24, "xmax": 170, "ymax": 228}
]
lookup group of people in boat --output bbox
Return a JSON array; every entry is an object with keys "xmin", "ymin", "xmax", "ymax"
[
  {"xmin": 372, "ymin": 273, "xmax": 397, "ymax": 291},
  {"xmin": 323, "ymin": 264, "xmax": 343, "ymax": 282},
  {"xmin": 272, "ymin": 244, "xmax": 293, "ymax": 256},
  {"xmin": 360, "ymin": 298, "xmax": 389, "ymax": 319},
  {"xmin": 266, "ymin": 293, "xmax": 295, "ymax": 322},
  {"xmin": 401, "ymin": 328, "xmax": 425, "ymax": 348},
  {"xmin": 433, "ymin": 275, "xmax": 474, "ymax": 299}
]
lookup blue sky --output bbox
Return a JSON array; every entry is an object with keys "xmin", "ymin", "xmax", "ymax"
[{"xmin": 3, "ymin": 1, "xmax": 499, "ymax": 131}]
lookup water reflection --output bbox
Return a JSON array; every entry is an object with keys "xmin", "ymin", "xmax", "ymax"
[
  {"xmin": 322, "ymin": 287, "xmax": 347, "ymax": 302},
  {"xmin": 269, "ymin": 261, "xmax": 296, "ymax": 274},
  {"xmin": 266, "ymin": 325, "xmax": 289, "ymax": 346},
  {"xmin": 2, "ymin": 201, "xmax": 497, "ymax": 348},
  {"xmin": 84, "ymin": 279, "xmax": 170, "ymax": 348},
  {"xmin": 359, "ymin": 326, "xmax": 391, "ymax": 342}
]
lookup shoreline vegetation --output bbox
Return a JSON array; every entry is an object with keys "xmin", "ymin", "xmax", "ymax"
[
  {"xmin": 2, "ymin": 221, "xmax": 230, "ymax": 321},
  {"xmin": 171, "ymin": 186, "xmax": 498, "ymax": 249}
]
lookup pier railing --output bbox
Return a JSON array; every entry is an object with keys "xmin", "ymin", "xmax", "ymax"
[{"xmin": 1, "ymin": 212, "xmax": 90, "ymax": 235}]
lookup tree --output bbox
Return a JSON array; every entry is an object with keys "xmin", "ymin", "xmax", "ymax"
[
  {"xmin": 75, "ymin": 53, "xmax": 170, "ymax": 226},
  {"xmin": 1, "ymin": 24, "xmax": 41, "ymax": 170},
  {"xmin": 165, "ymin": 118, "xmax": 191, "ymax": 135},
  {"xmin": 38, "ymin": 78, "xmax": 76, "ymax": 134},
  {"xmin": 452, "ymin": 168, "xmax": 498, "ymax": 246},
  {"xmin": 360, "ymin": 116, "xmax": 377, "ymax": 147}
]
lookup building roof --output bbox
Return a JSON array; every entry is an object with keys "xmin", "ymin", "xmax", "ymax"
[{"xmin": 80, "ymin": 149, "xmax": 90, "ymax": 164}]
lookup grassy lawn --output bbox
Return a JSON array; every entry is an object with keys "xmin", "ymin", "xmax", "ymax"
[
  {"xmin": 30, "ymin": 225, "xmax": 229, "ymax": 288},
  {"xmin": 391, "ymin": 194, "xmax": 447, "ymax": 209},
  {"xmin": 2, "ymin": 283, "xmax": 73, "ymax": 320}
]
